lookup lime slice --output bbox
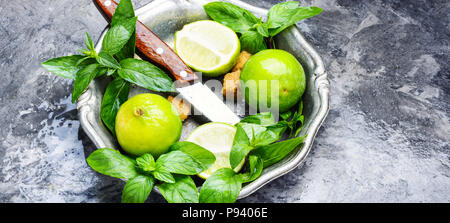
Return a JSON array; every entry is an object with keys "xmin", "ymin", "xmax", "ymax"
[
  {"xmin": 175, "ymin": 20, "xmax": 240, "ymax": 77},
  {"xmin": 186, "ymin": 122, "xmax": 244, "ymax": 179}
]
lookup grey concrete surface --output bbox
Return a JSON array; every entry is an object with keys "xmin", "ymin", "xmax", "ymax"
[{"xmin": 0, "ymin": 0, "xmax": 448, "ymax": 202}]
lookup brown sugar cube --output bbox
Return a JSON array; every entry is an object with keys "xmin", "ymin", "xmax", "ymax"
[
  {"xmin": 222, "ymin": 70, "xmax": 241, "ymax": 98},
  {"xmin": 222, "ymin": 51, "xmax": 252, "ymax": 98},
  {"xmin": 232, "ymin": 51, "xmax": 252, "ymax": 72},
  {"xmin": 168, "ymin": 96, "xmax": 190, "ymax": 121}
]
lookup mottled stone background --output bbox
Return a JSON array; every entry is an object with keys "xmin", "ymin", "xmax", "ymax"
[{"xmin": 0, "ymin": 0, "xmax": 448, "ymax": 202}]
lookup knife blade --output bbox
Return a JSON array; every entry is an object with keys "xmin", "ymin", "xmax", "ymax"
[{"xmin": 93, "ymin": 0, "xmax": 240, "ymax": 124}]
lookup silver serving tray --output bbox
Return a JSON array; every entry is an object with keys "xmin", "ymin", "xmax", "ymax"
[{"xmin": 77, "ymin": 0, "xmax": 330, "ymax": 200}]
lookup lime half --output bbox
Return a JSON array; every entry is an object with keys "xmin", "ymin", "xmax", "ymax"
[
  {"xmin": 186, "ymin": 122, "xmax": 244, "ymax": 179},
  {"xmin": 175, "ymin": 20, "xmax": 240, "ymax": 77}
]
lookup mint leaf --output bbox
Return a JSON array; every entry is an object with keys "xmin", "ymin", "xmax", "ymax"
[
  {"xmin": 267, "ymin": 2, "xmax": 323, "ymax": 36},
  {"xmin": 255, "ymin": 22, "xmax": 269, "ymax": 37},
  {"xmin": 155, "ymin": 150, "xmax": 206, "ymax": 175},
  {"xmin": 75, "ymin": 56, "xmax": 93, "ymax": 66},
  {"xmin": 265, "ymin": 122, "xmax": 288, "ymax": 140},
  {"xmin": 136, "ymin": 153, "xmax": 156, "ymax": 172},
  {"xmin": 281, "ymin": 100, "xmax": 304, "ymax": 137},
  {"xmin": 294, "ymin": 100, "xmax": 305, "ymax": 136},
  {"xmin": 199, "ymin": 168, "xmax": 242, "ymax": 203},
  {"xmin": 84, "ymin": 32, "xmax": 95, "ymax": 52},
  {"xmin": 169, "ymin": 141, "xmax": 215, "ymax": 169},
  {"xmin": 111, "ymin": 0, "xmax": 135, "ymax": 27},
  {"xmin": 158, "ymin": 175, "xmax": 199, "ymax": 203},
  {"xmin": 240, "ymin": 155, "xmax": 263, "ymax": 183},
  {"xmin": 239, "ymin": 30, "xmax": 267, "ymax": 54},
  {"xmin": 203, "ymin": 1, "xmax": 259, "ymax": 34},
  {"xmin": 116, "ymin": 32, "xmax": 136, "ymax": 61},
  {"xmin": 244, "ymin": 123, "xmax": 281, "ymax": 146},
  {"xmin": 251, "ymin": 134, "xmax": 307, "ymax": 168},
  {"xmin": 100, "ymin": 78, "xmax": 129, "ymax": 134},
  {"xmin": 230, "ymin": 124, "xmax": 252, "ymax": 169},
  {"xmin": 86, "ymin": 148, "xmax": 138, "ymax": 179},
  {"xmin": 280, "ymin": 111, "xmax": 293, "ymax": 120},
  {"xmin": 121, "ymin": 175, "xmax": 154, "ymax": 203},
  {"xmin": 118, "ymin": 58, "xmax": 175, "ymax": 92},
  {"xmin": 240, "ymin": 112, "xmax": 275, "ymax": 125},
  {"xmin": 96, "ymin": 52, "xmax": 121, "ymax": 69},
  {"xmin": 294, "ymin": 118, "xmax": 304, "ymax": 137},
  {"xmin": 153, "ymin": 168, "xmax": 175, "ymax": 183},
  {"xmin": 102, "ymin": 17, "xmax": 137, "ymax": 55},
  {"xmin": 106, "ymin": 68, "xmax": 116, "ymax": 76},
  {"xmin": 111, "ymin": 0, "xmax": 136, "ymax": 61},
  {"xmin": 72, "ymin": 63, "xmax": 103, "ymax": 103},
  {"xmin": 266, "ymin": 1, "xmax": 299, "ymax": 29},
  {"xmin": 237, "ymin": 112, "xmax": 286, "ymax": 147},
  {"xmin": 42, "ymin": 55, "xmax": 87, "ymax": 79}
]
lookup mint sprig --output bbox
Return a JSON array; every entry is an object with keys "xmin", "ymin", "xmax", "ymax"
[
  {"xmin": 198, "ymin": 102, "xmax": 307, "ymax": 203},
  {"xmin": 204, "ymin": 1, "xmax": 323, "ymax": 53},
  {"xmin": 86, "ymin": 141, "xmax": 215, "ymax": 203},
  {"xmin": 42, "ymin": 0, "xmax": 174, "ymax": 136}
]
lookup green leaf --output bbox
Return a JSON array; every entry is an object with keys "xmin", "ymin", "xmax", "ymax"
[
  {"xmin": 294, "ymin": 100, "xmax": 305, "ymax": 136},
  {"xmin": 84, "ymin": 32, "xmax": 95, "ymax": 52},
  {"xmin": 158, "ymin": 175, "xmax": 199, "ymax": 203},
  {"xmin": 118, "ymin": 58, "xmax": 175, "ymax": 92},
  {"xmin": 111, "ymin": 0, "xmax": 135, "ymax": 27},
  {"xmin": 265, "ymin": 122, "xmax": 288, "ymax": 140},
  {"xmin": 203, "ymin": 1, "xmax": 259, "ymax": 33},
  {"xmin": 239, "ymin": 30, "xmax": 267, "ymax": 54},
  {"xmin": 281, "ymin": 101, "xmax": 305, "ymax": 137},
  {"xmin": 240, "ymin": 155, "xmax": 263, "ymax": 183},
  {"xmin": 86, "ymin": 148, "xmax": 138, "ymax": 179},
  {"xmin": 251, "ymin": 134, "xmax": 307, "ymax": 168},
  {"xmin": 106, "ymin": 68, "xmax": 116, "ymax": 76},
  {"xmin": 100, "ymin": 78, "xmax": 130, "ymax": 134},
  {"xmin": 75, "ymin": 56, "xmax": 91, "ymax": 66},
  {"xmin": 237, "ymin": 121, "xmax": 286, "ymax": 148},
  {"xmin": 295, "ymin": 118, "xmax": 304, "ymax": 137},
  {"xmin": 199, "ymin": 168, "xmax": 242, "ymax": 203},
  {"xmin": 255, "ymin": 22, "xmax": 269, "ymax": 37},
  {"xmin": 111, "ymin": 0, "xmax": 136, "ymax": 61},
  {"xmin": 42, "ymin": 55, "xmax": 87, "ymax": 79},
  {"xmin": 247, "ymin": 124, "xmax": 281, "ymax": 146},
  {"xmin": 267, "ymin": 1, "xmax": 299, "ymax": 29},
  {"xmin": 96, "ymin": 51, "xmax": 121, "ymax": 69},
  {"xmin": 298, "ymin": 100, "xmax": 304, "ymax": 115},
  {"xmin": 280, "ymin": 111, "xmax": 293, "ymax": 120},
  {"xmin": 267, "ymin": 2, "xmax": 323, "ymax": 36},
  {"xmin": 169, "ymin": 141, "xmax": 215, "ymax": 169},
  {"xmin": 121, "ymin": 175, "xmax": 154, "ymax": 203},
  {"xmin": 240, "ymin": 112, "xmax": 275, "ymax": 125},
  {"xmin": 230, "ymin": 124, "xmax": 252, "ymax": 169},
  {"xmin": 72, "ymin": 63, "xmax": 103, "ymax": 103},
  {"xmin": 97, "ymin": 67, "xmax": 108, "ymax": 78},
  {"xmin": 155, "ymin": 150, "xmax": 206, "ymax": 175},
  {"xmin": 153, "ymin": 168, "xmax": 175, "ymax": 183},
  {"xmin": 116, "ymin": 32, "xmax": 136, "ymax": 61},
  {"xmin": 136, "ymin": 153, "xmax": 156, "ymax": 172},
  {"xmin": 102, "ymin": 17, "xmax": 137, "ymax": 55}
]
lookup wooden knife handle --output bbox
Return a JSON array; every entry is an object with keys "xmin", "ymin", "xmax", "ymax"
[{"xmin": 93, "ymin": 0, "xmax": 198, "ymax": 83}]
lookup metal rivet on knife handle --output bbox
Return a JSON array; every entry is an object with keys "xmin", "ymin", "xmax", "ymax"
[{"xmin": 93, "ymin": 0, "xmax": 198, "ymax": 83}]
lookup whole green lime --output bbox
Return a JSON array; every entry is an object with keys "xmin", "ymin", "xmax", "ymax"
[
  {"xmin": 240, "ymin": 49, "xmax": 306, "ymax": 113},
  {"xmin": 115, "ymin": 93, "xmax": 182, "ymax": 157}
]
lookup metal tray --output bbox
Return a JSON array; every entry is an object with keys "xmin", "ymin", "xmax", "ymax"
[{"xmin": 77, "ymin": 0, "xmax": 330, "ymax": 200}]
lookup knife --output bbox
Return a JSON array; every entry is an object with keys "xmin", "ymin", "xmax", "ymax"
[{"xmin": 93, "ymin": 0, "xmax": 240, "ymax": 125}]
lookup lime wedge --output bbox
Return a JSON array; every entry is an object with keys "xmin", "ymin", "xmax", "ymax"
[
  {"xmin": 175, "ymin": 20, "xmax": 240, "ymax": 77},
  {"xmin": 186, "ymin": 122, "xmax": 244, "ymax": 179}
]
